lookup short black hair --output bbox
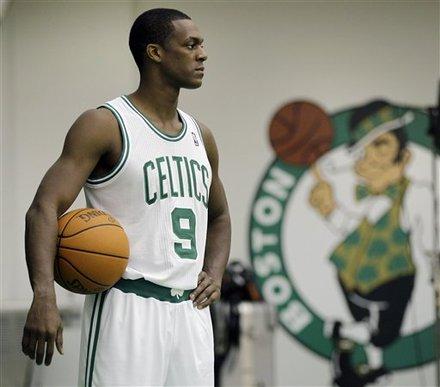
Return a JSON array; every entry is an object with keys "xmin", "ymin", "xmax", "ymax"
[
  {"xmin": 129, "ymin": 8, "xmax": 191, "ymax": 72},
  {"xmin": 350, "ymin": 99, "xmax": 408, "ymax": 162}
]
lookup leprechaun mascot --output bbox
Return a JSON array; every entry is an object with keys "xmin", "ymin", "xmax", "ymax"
[{"xmin": 310, "ymin": 100, "xmax": 422, "ymax": 386}]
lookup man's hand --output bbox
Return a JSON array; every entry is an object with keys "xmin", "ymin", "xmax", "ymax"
[
  {"xmin": 190, "ymin": 271, "xmax": 221, "ymax": 309},
  {"xmin": 22, "ymin": 297, "xmax": 63, "ymax": 366}
]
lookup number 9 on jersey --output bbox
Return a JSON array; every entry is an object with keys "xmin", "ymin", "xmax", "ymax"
[{"xmin": 171, "ymin": 208, "xmax": 197, "ymax": 260}]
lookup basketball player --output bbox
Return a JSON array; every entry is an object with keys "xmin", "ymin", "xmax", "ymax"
[{"xmin": 22, "ymin": 8, "xmax": 231, "ymax": 386}]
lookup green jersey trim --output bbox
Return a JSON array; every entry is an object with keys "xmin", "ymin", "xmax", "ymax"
[
  {"xmin": 86, "ymin": 104, "xmax": 130, "ymax": 185},
  {"xmin": 114, "ymin": 278, "xmax": 194, "ymax": 303},
  {"xmin": 121, "ymin": 95, "xmax": 187, "ymax": 142}
]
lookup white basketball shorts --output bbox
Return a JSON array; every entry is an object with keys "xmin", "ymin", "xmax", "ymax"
[{"xmin": 78, "ymin": 279, "xmax": 214, "ymax": 386}]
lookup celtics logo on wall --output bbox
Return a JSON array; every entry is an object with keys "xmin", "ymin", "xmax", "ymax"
[{"xmin": 249, "ymin": 100, "xmax": 438, "ymax": 386}]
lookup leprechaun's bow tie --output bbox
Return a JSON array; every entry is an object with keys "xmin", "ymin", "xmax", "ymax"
[{"xmin": 356, "ymin": 184, "xmax": 399, "ymax": 201}]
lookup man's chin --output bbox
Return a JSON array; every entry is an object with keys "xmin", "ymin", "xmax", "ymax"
[{"xmin": 183, "ymin": 80, "xmax": 203, "ymax": 89}]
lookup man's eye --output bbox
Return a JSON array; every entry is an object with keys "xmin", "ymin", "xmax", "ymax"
[{"xmin": 187, "ymin": 44, "xmax": 195, "ymax": 49}]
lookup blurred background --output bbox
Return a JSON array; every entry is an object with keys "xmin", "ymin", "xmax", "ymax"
[{"xmin": 1, "ymin": 0, "xmax": 439, "ymax": 386}]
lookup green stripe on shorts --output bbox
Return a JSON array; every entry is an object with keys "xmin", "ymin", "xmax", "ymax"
[
  {"xmin": 114, "ymin": 278, "xmax": 194, "ymax": 303},
  {"xmin": 87, "ymin": 291, "xmax": 108, "ymax": 387},
  {"xmin": 84, "ymin": 294, "xmax": 99, "ymax": 386}
]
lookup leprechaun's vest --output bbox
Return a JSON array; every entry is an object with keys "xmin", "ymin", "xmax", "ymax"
[{"xmin": 330, "ymin": 177, "xmax": 415, "ymax": 294}]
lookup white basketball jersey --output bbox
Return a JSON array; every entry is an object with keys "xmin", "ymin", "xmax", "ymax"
[{"xmin": 84, "ymin": 96, "xmax": 212, "ymax": 290}]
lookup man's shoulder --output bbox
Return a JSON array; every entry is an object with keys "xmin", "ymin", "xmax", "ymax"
[
  {"xmin": 65, "ymin": 107, "xmax": 120, "ymax": 153},
  {"xmin": 76, "ymin": 107, "xmax": 118, "ymax": 128},
  {"xmin": 70, "ymin": 108, "xmax": 119, "ymax": 139}
]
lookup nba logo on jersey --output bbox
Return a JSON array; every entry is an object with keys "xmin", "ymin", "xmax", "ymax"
[{"xmin": 191, "ymin": 132, "xmax": 199, "ymax": 146}]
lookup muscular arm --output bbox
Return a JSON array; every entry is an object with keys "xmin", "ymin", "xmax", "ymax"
[
  {"xmin": 22, "ymin": 108, "xmax": 119, "ymax": 365},
  {"xmin": 190, "ymin": 122, "xmax": 231, "ymax": 309}
]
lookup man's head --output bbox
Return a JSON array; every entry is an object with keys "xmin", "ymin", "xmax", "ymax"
[
  {"xmin": 129, "ymin": 8, "xmax": 207, "ymax": 89},
  {"xmin": 349, "ymin": 100, "xmax": 411, "ymax": 192}
]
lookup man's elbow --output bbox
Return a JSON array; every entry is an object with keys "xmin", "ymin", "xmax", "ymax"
[
  {"xmin": 26, "ymin": 200, "xmax": 58, "ymax": 224},
  {"xmin": 208, "ymin": 210, "xmax": 231, "ymax": 229}
]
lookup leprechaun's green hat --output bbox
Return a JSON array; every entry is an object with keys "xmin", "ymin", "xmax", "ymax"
[{"xmin": 349, "ymin": 100, "xmax": 414, "ymax": 153}]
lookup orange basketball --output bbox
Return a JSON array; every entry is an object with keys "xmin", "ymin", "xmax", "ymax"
[
  {"xmin": 55, "ymin": 208, "xmax": 129, "ymax": 294},
  {"xmin": 268, "ymin": 101, "xmax": 334, "ymax": 166}
]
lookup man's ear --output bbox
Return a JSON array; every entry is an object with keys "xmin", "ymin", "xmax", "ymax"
[{"xmin": 146, "ymin": 44, "xmax": 162, "ymax": 63}]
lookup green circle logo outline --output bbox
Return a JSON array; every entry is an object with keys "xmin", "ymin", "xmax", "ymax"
[{"xmin": 249, "ymin": 105, "xmax": 436, "ymax": 370}]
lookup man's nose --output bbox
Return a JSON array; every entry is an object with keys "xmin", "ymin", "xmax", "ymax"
[{"xmin": 198, "ymin": 46, "xmax": 207, "ymax": 62}]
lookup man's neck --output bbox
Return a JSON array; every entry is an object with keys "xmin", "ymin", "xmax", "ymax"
[{"xmin": 130, "ymin": 73, "xmax": 180, "ymax": 123}]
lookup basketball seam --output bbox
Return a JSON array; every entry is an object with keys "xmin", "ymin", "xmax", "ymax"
[
  {"xmin": 271, "ymin": 114, "xmax": 299, "ymax": 143},
  {"xmin": 57, "ymin": 256, "xmax": 112, "ymax": 287},
  {"xmin": 58, "ymin": 246, "xmax": 128, "ymax": 260},
  {"xmin": 60, "ymin": 223, "xmax": 123, "ymax": 238},
  {"xmin": 54, "ymin": 255, "xmax": 69, "ymax": 290},
  {"xmin": 278, "ymin": 116, "xmax": 332, "ymax": 165},
  {"xmin": 276, "ymin": 117, "xmax": 331, "ymax": 160},
  {"xmin": 56, "ymin": 208, "xmax": 88, "ymax": 291},
  {"xmin": 58, "ymin": 208, "xmax": 86, "ymax": 238},
  {"xmin": 56, "ymin": 217, "xmax": 74, "ymax": 291},
  {"xmin": 276, "ymin": 114, "xmax": 318, "ymax": 153}
]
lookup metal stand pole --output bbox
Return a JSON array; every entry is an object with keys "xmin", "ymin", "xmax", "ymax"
[
  {"xmin": 432, "ymin": 146, "xmax": 440, "ymax": 387},
  {"xmin": 428, "ymin": 86, "xmax": 440, "ymax": 386}
]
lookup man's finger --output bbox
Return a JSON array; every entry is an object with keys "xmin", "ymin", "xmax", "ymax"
[
  {"xmin": 45, "ymin": 337, "xmax": 55, "ymax": 366},
  {"xmin": 35, "ymin": 338, "xmax": 46, "ymax": 365},
  {"xmin": 197, "ymin": 290, "xmax": 220, "ymax": 309},
  {"xmin": 194, "ymin": 284, "xmax": 217, "ymax": 305},
  {"xmin": 27, "ymin": 334, "xmax": 37, "ymax": 359},
  {"xmin": 55, "ymin": 327, "xmax": 63, "ymax": 355},
  {"xmin": 22, "ymin": 329, "xmax": 30, "ymax": 354},
  {"xmin": 190, "ymin": 278, "xmax": 210, "ymax": 301},
  {"xmin": 190, "ymin": 286, "xmax": 204, "ymax": 302},
  {"xmin": 197, "ymin": 271, "xmax": 208, "ymax": 284}
]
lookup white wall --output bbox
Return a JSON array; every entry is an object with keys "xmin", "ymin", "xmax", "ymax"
[
  {"xmin": 2, "ymin": 1, "xmax": 438, "ymax": 385},
  {"xmin": 2, "ymin": 1, "xmax": 138, "ymax": 305},
  {"xmin": 153, "ymin": 0, "xmax": 439, "ymax": 269}
]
